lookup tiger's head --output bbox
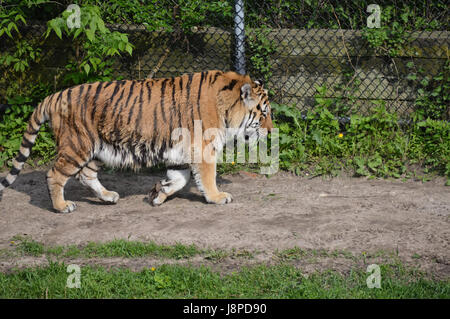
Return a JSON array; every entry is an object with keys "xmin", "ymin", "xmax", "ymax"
[{"xmin": 239, "ymin": 79, "xmax": 274, "ymax": 142}]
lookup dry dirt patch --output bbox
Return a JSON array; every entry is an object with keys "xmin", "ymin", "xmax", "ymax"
[{"xmin": 0, "ymin": 169, "xmax": 449, "ymax": 276}]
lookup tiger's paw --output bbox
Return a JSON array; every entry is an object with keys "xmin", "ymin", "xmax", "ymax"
[
  {"xmin": 100, "ymin": 190, "xmax": 120, "ymax": 204},
  {"xmin": 55, "ymin": 200, "xmax": 77, "ymax": 214},
  {"xmin": 207, "ymin": 192, "xmax": 233, "ymax": 204},
  {"xmin": 149, "ymin": 181, "xmax": 167, "ymax": 206}
]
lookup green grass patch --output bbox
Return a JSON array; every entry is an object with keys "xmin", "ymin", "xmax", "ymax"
[
  {"xmin": 81, "ymin": 240, "xmax": 200, "ymax": 259},
  {"xmin": 275, "ymin": 247, "xmax": 358, "ymax": 261},
  {"xmin": 204, "ymin": 248, "xmax": 255, "ymax": 263},
  {"xmin": 11, "ymin": 236, "xmax": 202, "ymax": 260},
  {"xmin": 0, "ymin": 261, "xmax": 448, "ymax": 298},
  {"xmin": 11, "ymin": 236, "xmax": 260, "ymax": 261}
]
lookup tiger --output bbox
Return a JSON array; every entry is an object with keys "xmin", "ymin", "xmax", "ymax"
[{"xmin": 0, "ymin": 70, "xmax": 273, "ymax": 213}]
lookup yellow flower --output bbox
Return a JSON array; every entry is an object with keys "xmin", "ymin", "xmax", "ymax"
[
  {"xmin": 10, "ymin": 241, "xmax": 15, "ymax": 245},
  {"xmin": 151, "ymin": 267, "xmax": 156, "ymax": 271},
  {"xmin": 231, "ymin": 161, "xmax": 235, "ymax": 165},
  {"xmin": 338, "ymin": 133, "xmax": 344, "ymax": 138}
]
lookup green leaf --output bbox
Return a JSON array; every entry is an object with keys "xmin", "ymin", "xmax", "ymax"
[
  {"xmin": 420, "ymin": 78, "xmax": 429, "ymax": 86},
  {"xmin": 48, "ymin": 20, "xmax": 62, "ymax": 39},
  {"xmin": 89, "ymin": 19, "xmax": 97, "ymax": 34},
  {"xmin": 97, "ymin": 19, "xmax": 107, "ymax": 33},
  {"xmin": 312, "ymin": 130, "xmax": 322, "ymax": 145},
  {"xmin": 368, "ymin": 156, "xmax": 382, "ymax": 170},
  {"xmin": 83, "ymin": 63, "xmax": 90, "ymax": 75},
  {"xmin": 73, "ymin": 27, "xmax": 82, "ymax": 39},
  {"xmin": 125, "ymin": 44, "xmax": 133, "ymax": 56},
  {"xmin": 85, "ymin": 29, "xmax": 95, "ymax": 42}
]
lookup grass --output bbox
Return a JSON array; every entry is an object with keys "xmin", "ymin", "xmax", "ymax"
[
  {"xmin": 274, "ymin": 247, "xmax": 404, "ymax": 263},
  {"xmin": 3, "ymin": 237, "xmax": 448, "ymax": 298},
  {"xmin": 204, "ymin": 248, "xmax": 255, "ymax": 263},
  {"xmin": 0, "ymin": 261, "xmax": 448, "ymax": 298},
  {"xmin": 276, "ymin": 247, "xmax": 362, "ymax": 262},
  {"xmin": 11, "ymin": 236, "xmax": 203, "ymax": 260},
  {"xmin": 10, "ymin": 236, "xmax": 261, "ymax": 262}
]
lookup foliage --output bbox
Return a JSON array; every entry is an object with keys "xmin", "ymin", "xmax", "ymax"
[
  {"xmin": 0, "ymin": 2, "xmax": 133, "ymax": 169},
  {"xmin": 0, "ymin": 89, "xmax": 56, "ymax": 168},
  {"xmin": 0, "ymin": 6, "xmax": 42, "ymax": 96},
  {"xmin": 407, "ymin": 60, "xmax": 450, "ymax": 121},
  {"xmin": 272, "ymin": 94, "xmax": 450, "ymax": 184},
  {"xmin": 360, "ymin": 4, "xmax": 448, "ymax": 125},
  {"xmin": 0, "ymin": 1, "xmax": 133, "ymax": 93},
  {"xmin": 0, "ymin": 8, "xmax": 25, "ymax": 39},
  {"xmin": 245, "ymin": 0, "xmax": 448, "ymax": 30},
  {"xmin": 362, "ymin": 5, "xmax": 413, "ymax": 57},
  {"xmin": 45, "ymin": 4, "xmax": 133, "ymax": 85},
  {"xmin": 408, "ymin": 119, "xmax": 450, "ymax": 185},
  {"xmin": 246, "ymin": 25, "xmax": 277, "ymax": 85},
  {"xmin": 83, "ymin": 0, "xmax": 233, "ymax": 32}
]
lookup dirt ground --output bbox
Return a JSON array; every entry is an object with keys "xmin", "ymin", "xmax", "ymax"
[{"xmin": 0, "ymin": 168, "xmax": 449, "ymax": 277}]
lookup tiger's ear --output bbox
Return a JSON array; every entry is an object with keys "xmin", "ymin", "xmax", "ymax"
[{"xmin": 241, "ymin": 83, "xmax": 256, "ymax": 109}]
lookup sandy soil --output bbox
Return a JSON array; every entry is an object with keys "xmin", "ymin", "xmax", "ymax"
[{"xmin": 0, "ymin": 168, "xmax": 449, "ymax": 276}]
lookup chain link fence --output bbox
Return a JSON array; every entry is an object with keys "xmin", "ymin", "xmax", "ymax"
[
  {"xmin": 243, "ymin": 0, "xmax": 449, "ymax": 119},
  {"xmin": 1, "ymin": 0, "xmax": 449, "ymax": 119}
]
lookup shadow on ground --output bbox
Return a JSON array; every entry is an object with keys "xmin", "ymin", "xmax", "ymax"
[{"xmin": 1, "ymin": 168, "xmax": 232, "ymax": 212}]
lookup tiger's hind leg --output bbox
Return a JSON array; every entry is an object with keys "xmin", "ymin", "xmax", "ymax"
[
  {"xmin": 47, "ymin": 152, "xmax": 90, "ymax": 213},
  {"xmin": 76, "ymin": 160, "xmax": 119, "ymax": 204},
  {"xmin": 149, "ymin": 168, "xmax": 191, "ymax": 206}
]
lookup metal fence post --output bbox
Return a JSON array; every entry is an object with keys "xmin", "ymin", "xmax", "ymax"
[{"xmin": 234, "ymin": 0, "xmax": 246, "ymax": 74}]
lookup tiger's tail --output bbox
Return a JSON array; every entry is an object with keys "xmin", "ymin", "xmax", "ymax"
[{"xmin": 0, "ymin": 101, "xmax": 48, "ymax": 192}]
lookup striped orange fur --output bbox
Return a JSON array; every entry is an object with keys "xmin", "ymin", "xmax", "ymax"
[{"xmin": 0, "ymin": 70, "xmax": 273, "ymax": 213}]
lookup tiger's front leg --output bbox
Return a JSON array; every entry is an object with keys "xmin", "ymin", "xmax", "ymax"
[{"xmin": 191, "ymin": 160, "xmax": 233, "ymax": 205}]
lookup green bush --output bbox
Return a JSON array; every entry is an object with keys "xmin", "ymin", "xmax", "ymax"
[
  {"xmin": 273, "ymin": 101, "xmax": 450, "ymax": 184},
  {"xmin": 0, "ymin": 92, "xmax": 56, "ymax": 168},
  {"xmin": 0, "ymin": 2, "xmax": 133, "ymax": 169}
]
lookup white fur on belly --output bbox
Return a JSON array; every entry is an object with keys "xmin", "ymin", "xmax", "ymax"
[{"xmin": 96, "ymin": 142, "xmax": 191, "ymax": 168}]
